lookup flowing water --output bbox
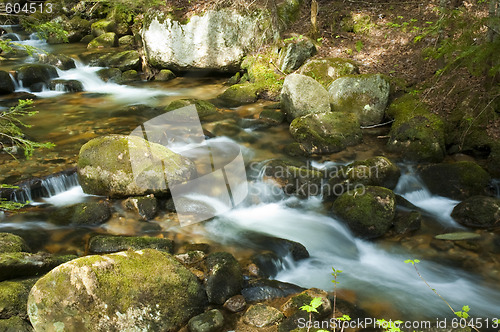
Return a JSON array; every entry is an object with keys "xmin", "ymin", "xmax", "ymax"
[{"xmin": 1, "ymin": 27, "xmax": 500, "ymax": 323}]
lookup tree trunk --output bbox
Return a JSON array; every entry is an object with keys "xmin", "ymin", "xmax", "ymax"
[
  {"xmin": 268, "ymin": 0, "xmax": 281, "ymax": 42},
  {"xmin": 311, "ymin": 0, "xmax": 319, "ymax": 38},
  {"xmin": 487, "ymin": 0, "xmax": 500, "ymax": 43}
]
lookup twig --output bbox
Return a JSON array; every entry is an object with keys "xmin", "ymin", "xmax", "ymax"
[
  {"xmin": 269, "ymin": 59, "xmax": 286, "ymax": 76},
  {"xmin": 360, "ymin": 119, "xmax": 395, "ymax": 129}
]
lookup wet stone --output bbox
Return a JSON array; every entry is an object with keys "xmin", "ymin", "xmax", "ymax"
[
  {"xmin": 223, "ymin": 295, "xmax": 246, "ymax": 313},
  {"xmin": 88, "ymin": 235, "xmax": 174, "ymax": 254},
  {"xmin": 187, "ymin": 309, "xmax": 224, "ymax": 332},
  {"xmin": 243, "ymin": 304, "xmax": 284, "ymax": 328}
]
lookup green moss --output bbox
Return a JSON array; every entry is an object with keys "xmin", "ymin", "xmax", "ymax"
[
  {"xmin": 298, "ymin": 57, "xmax": 359, "ymax": 88},
  {"xmin": 352, "ymin": 13, "xmax": 373, "ymax": 34},
  {"xmin": 241, "ymin": 50, "xmax": 284, "ymax": 100},
  {"xmin": 87, "ymin": 32, "xmax": 117, "ymax": 49},
  {"xmin": 277, "ymin": 0, "xmax": 302, "ymax": 28},
  {"xmin": 0, "ymin": 233, "xmax": 29, "ymax": 253},
  {"xmin": 217, "ymin": 84, "xmax": 259, "ymax": 107},
  {"xmin": 88, "ymin": 235, "xmax": 173, "ymax": 254},
  {"xmin": 0, "ymin": 278, "xmax": 37, "ymax": 319}
]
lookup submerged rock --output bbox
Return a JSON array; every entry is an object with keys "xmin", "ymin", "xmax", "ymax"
[
  {"xmin": 328, "ymin": 74, "xmax": 390, "ymax": 126},
  {"xmin": 77, "ymin": 135, "xmax": 196, "ymax": 197},
  {"xmin": 280, "ymin": 74, "xmax": 331, "ymax": 122},
  {"xmin": 142, "ymin": 9, "xmax": 272, "ymax": 71},
  {"xmin": 289, "ymin": 112, "xmax": 362, "ymax": 154},
  {"xmin": 333, "ymin": 186, "xmax": 396, "ymax": 239},
  {"xmin": 27, "ymin": 249, "xmax": 207, "ymax": 331},
  {"xmin": 164, "ymin": 99, "xmax": 218, "ymax": 120},
  {"xmin": 204, "ymin": 252, "xmax": 243, "ymax": 305},
  {"xmin": 188, "ymin": 309, "xmax": 224, "ymax": 332},
  {"xmin": 88, "ymin": 235, "xmax": 174, "ymax": 254},
  {"xmin": 451, "ymin": 196, "xmax": 500, "ymax": 228},
  {"xmin": 216, "ymin": 83, "xmax": 259, "ymax": 107},
  {"xmin": 419, "ymin": 161, "xmax": 491, "ymax": 200},
  {"xmin": 298, "ymin": 57, "xmax": 359, "ymax": 87}
]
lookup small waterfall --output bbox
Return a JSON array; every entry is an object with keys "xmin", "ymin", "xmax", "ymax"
[
  {"xmin": 10, "ymin": 184, "xmax": 34, "ymax": 203},
  {"xmin": 41, "ymin": 172, "xmax": 79, "ymax": 197},
  {"xmin": 8, "ymin": 73, "xmax": 20, "ymax": 90}
]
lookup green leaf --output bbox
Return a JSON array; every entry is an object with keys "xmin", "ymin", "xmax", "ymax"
[{"xmin": 310, "ymin": 297, "xmax": 323, "ymax": 309}]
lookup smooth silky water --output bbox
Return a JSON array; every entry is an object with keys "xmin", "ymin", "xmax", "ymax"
[{"xmin": 1, "ymin": 29, "xmax": 499, "ymax": 323}]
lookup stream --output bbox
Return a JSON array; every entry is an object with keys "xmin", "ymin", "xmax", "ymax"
[{"xmin": 1, "ymin": 26, "xmax": 500, "ymax": 324}]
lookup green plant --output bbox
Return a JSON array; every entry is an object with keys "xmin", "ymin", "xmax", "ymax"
[
  {"xmin": 0, "ymin": 184, "xmax": 27, "ymax": 212},
  {"xmin": 355, "ymin": 41, "xmax": 363, "ymax": 52},
  {"xmin": 376, "ymin": 319, "xmax": 403, "ymax": 332},
  {"xmin": 21, "ymin": 20, "xmax": 68, "ymax": 43},
  {"xmin": 300, "ymin": 297, "xmax": 323, "ymax": 332}
]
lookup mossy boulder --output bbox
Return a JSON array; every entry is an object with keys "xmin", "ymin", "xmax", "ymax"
[
  {"xmin": 0, "ymin": 71, "xmax": 15, "ymax": 95},
  {"xmin": 341, "ymin": 13, "xmax": 372, "ymax": 33},
  {"xmin": 277, "ymin": 38, "xmax": 317, "ymax": 74},
  {"xmin": 328, "ymin": 74, "xmax": 390, "ymax": 126},
  {"xmin": 262, "ymin": 159, "xmax": 323, "ymax": 197},
  {"xmin": 0, "ymin": 233, "xmax": 30, "ymax": 253},
  {"xmin": 419, "ymin": 161, "xmax": 491, "ymax": 200},
  {"xmin": 15, "ymin": 64, "xmax": 58, "ymax": 88},
  {"xmin": 243, "ymin": 304, "xmax": 284, "ymax": 328},
  {"xmin": 48, "ymin": 79, "xmax": 84, "ymax": 92},
  {"xmin": 154, "ymin": 69, "xmax": 176, "ymax": 82},
  {"xmin": 241, "ymin": 50, "xmax": 284, "ymax": 101},
  {"xmin": 259, "ymin": 109, "xmax": 285, "ymax": 125},
  {"xmin": 216, "ymin": 83, "xmax": 259, "ymax": 107},
  {"xmin": 88, "ymin": 235, "xmax": 174, "ymax": 254},
  {"xmin": 87, "ymin": 32, "xmax": 118, "ymax": 49},
  {"xmin": 280, "ymin": 288, "xmax": 331, "ymax": 319},
  {"xmin": 96, "ymin": 68, "xmax": 122, "ymax": 82},
  {"xmin": 204, "ymin": 252, "xmax": 243, "ymax": 305},
  {"xmin": 50, "ymin": 201, "xmax": 111, "ymax": 226},
  {"xmin": 97, "ymin": 50, "xmax": 141, "ymax": 71},
  {"xmin": 188, "ymin": 309, "xmax": 224, "ymax": 332},
  {"xmin": 386, "ymin": 95, "xmax": 446, "ymax": 162},
  {"xmin": 281, "ymin": 74, "xmax": 331, "ymax": 122},
  {"xmin": 451, "ymin": 196, "xmax": 500, "ymax": 228},
  {"xmin": 0, "ymin": 253, "xmax": 76, "ymax": 281},
  {"xmin": 289, "ymin": 112, "xmax": 362, "ymax": 154},
  {"xmin": 91, "ymin": 19, "xmax": 116, "ymax": 37},
  {"xmin": 326, "ymin": 156, "xmax": 401, "ymax": 197},
  {"xmin": 121, "ymin": 70, "xmax": 140, "ymax": 82},
  {"xmin": 298, "ymin": 57, "xmax": 359, "ymax": 88},
  {"xmin": 118, "ymin": 35, "xmax": 135, "ymax": 49},
  {"xmin": 38, "ymin": 53, "xmax": 76, "ymax": 70},
  {"xmin": 0, "ymin": 316, "xmax": 33, "ymax": 332},
  {"xmin": 0, "ymin": 278, "xmax": 37, "ymax": 319},
  {"xmin": 123, "ymin": 195, "xmax": 158, "ymax": 220},
  {"xmin": 164, "ymin": 99, "xmax": 218, "ymax": 120},
  {"xmin": 333, "ymin": 186, "xmax": 396, "ymax": 239},
  {"xmin": 27, "ymin": 249, "xmax": 207, "ymax": 331},
  {"xmin": 77, "ymin": 135, "xmax": 197, "ymax": 197},
  {"xmin": 66, "ymin": 16, "xmax": 91, "ymax": 43}
]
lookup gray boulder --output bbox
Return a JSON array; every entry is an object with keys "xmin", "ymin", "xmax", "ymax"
[
  {"xmin": 280, "ymin": 74, "xmax": 331, "ymax": 122},
  {"xmin": 188, "ymin": 309, "xmax": 224, "ymax": 332},
  {"xmin": 328, "ymin": 74, "xmax": 390, "ymax": 126},
  {"xmin": 451, "ymin": 196, "xmax": 500, "ymax": 228},
  {"xmin": 48, "ymin": 79, "xmax": 84, "ymax": 92},
  {"xmin": 298, "ymin": 57, "xmax": 359, "ymax": 87},
  {"xmin": 87, "ymin": 32, "xmax": 117, "ymax": 49},
  {"xmin": 277, "ymin": 39, "xmax": 316, "ymax": 74},
  {"xmin": 205, "ymin": 252, "xmax": 243, "ymax": 305},
  {"xmin": 97, "ymin": 50, "xmax": 141, "ymax": 71}
]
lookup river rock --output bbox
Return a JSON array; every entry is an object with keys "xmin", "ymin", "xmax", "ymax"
[
  {"xmin": 0, "ymin": 316, "xmax": 33, "ymax": 332},
  {"xmin": 435, "ymin": 232, "xmax": 481, "ymax": 241},
  {"xmin": 216, "ymin": 83, "xmax": 259, "ymax": 107},
  {"xmin": 77, "ymin": 134, "xmax": 196, "ymax": 197},
  {"xmin": 50, "ymin": 201, "xmax": 111, "ymax": 225},
  {"xmin": 142, "ymin": 9, "xmax": 271, "ymax": 71},
  {"xmin": 0, "ymin": 278, "xmax": 37, "ymax": 319},
  {"xmin": 259, "ymin": 109, "xmax": 285, "ymax": 125},
  {"xmin": 393, "ymin": 210, "xmax": 421, "ymax": 235},
  {"xmin": 298, "ymin": 57, "xmax": 359, "ymax": 87},
  {"xmin": 328, "ymin": 74, "xmax": 390, "ymax": 126},
  {"xmin": 164, "ymin": 99, "xmax": 218, "ymax": 120},
  {"xmin": 188, "ymin": 309, "xmax": 224, "ymax": 332},
  {"xmin": 0, "ymin": 233, "xmax": 30, "ymax": 253},
  {"xmin": 97, "ymin": 50, "xmax": 141, "ymax": 71},
  {"xmin": 96, "ymin": 68, "xmax": 122, "ymax": 82},
  {"xmin": 91, "ymin": 19, "xmax": 116, "ymax": 37},
  {"xmin": 121, "ymin": 70, "xmax": 140, "ymax": 82},
  {"xmin": 280, "ymin": 74, "xmax": 331, "ymax": 122},
  {"xmin": 48, "ymin": 79, "xmax": 84, "ymax": 92},
  {"xmin": 123, "ymin": 195, "xmax": 158, "ymax": 220},
  {"xmin": 154, "ymin": 69, "xmax": 176, "ymax": 81},
  {"xmin": 277, "ymin": 38, "xmax": 317, "ymax": 74},
  {"xmin": 88, "ymin": 235, "xmax": 174, "ymax": 254},
  {"xmin": 224, "ymin": 295, "xmax": 246, "ymax": 313},
  {"xmin": 243, "ymin": 304, "xmax": 284, "ymax": 328},
  {"xmin": 262, "ymin": 159, "xmax": 323, "ymax": 197},
  {"xmin": 87, "ymin": 32, "xmax": 117, "ymax": 49},
  {"xmin": 65, "ymin": 16, "xmax": 91, "ymax": 43},
  {"xmin": 0, "ymin": 252, "xmax": 76, "ymax": 281},
  {"xmin": 419, "ymin": 161, "xmax": 491, "ymax": 200},
  {"xmin": 204, "ymin": 252, "xmax": 243, "ymax": 305},
  {"xmin": 0, "ymin": 71, "xmax": 15, "ymax": 95},
  {"xmin": 241, "ymin": 279, "xmax": 305, "ymax": 302},
  {"xmin": 326, "ymin": 156, "xmax": 401, "ymax": 197},
  {"xmin": 174, "ymin": 251, "xmax": 205, "ymax": 266},
  {"xmin": 280, "ymin": 288, "xmax": 331, "ymax": 319},
  {"xmin": 27, "ymin": 249, "xmax": 207, "ymax": 331},
  {"xmin": 248, "ymin": 252, "xmax": 281, "ymax": 278},
  {"xmin": 451, "ymin": 196, "xmax": 500, "ymax": 228},
  {"xmin": 289, "ymin": 112, "xmax": 362, "ymax": 154},
  {"xmin": 386, "ymin": 95, "xmax": 446, "ymax": 162},
  {"xmin": 38, "ymin": 53, "xmax": 76, "ymax": 70},
  {"xmin": 333, "ymin": 186, "xmax": 396, "ymax": 239},
  {"xmin": 15, "ymin": 64, "xmax": 58, "ymax": 88}
]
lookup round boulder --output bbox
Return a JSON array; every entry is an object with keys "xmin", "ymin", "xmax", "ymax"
[
  {"xmin": 298, "ymin": 57, "xmax": 359, "ymax": 87},
  {"xmin": 280, "ymin": 74, "xmax": 331, "ymax": 122},
  {"xmin": 77, "ymin": 135, "xmax": 197, "ymax": 197},
  {"xmin": 15, "ymin": 64, "xmax": 58, "ymax": 88},
  {"xmin": 204, "ymin": 252, "xmax": 243, "ymax": 305},
  {"xmin": 333, "ymin": 186, "xmax": 396, "ymax": 239},
  {"xmin": 87, "ymin": 32, "xmax": 117, "ymax": 49},
  {"xmin": 28, "ymin": 249, "xmax": 207, "ymax": 331},
  {"xmin": 0, "ymin": 233, "xmax": 29, "ymax": 253},
  {"xmin": 451, "ymin": 196, "xmax": 500, "ymax": 228}
]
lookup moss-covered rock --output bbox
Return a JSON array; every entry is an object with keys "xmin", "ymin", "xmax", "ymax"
[
  {"xmin": 87, "ymin": 32, "xmax": 117, "ymax": 49},
  {"xmin": 289, "ymin": 112, "xmax": 362, "ymax": 154},
  {"xmin": 50, "ymin": 201, "xmax": 111, "ymax": 226},
  {"xmin": 164, "ymin": 99, "xmax": 218, "ymax": 120},
  {"xmin": 216, "ymin": 83, "xmax": 259, "ymax": 107},
  {"xmin": 204, "ymin": 252, "xmax": 243, "ymax": 305},
  {"xmin": 262, "ymin": 159, "xmax": 323, "ymax": 197},
  {"xmin": 281, "ymin": 74, "xmax": 331, "ymax": 122},
  {"xmin": 97, "ymin": 50, "xmax": 141, "ymax": 71},
  {"xmin": 333, "ymin": 186, "xmax": 396, "ymax": 239},
  {"xmin": 88, "ymin": 235, "xmax": 173, "ymax": 254},
  {"xmin": 154, "ymin": 69, "xmax": 176, "ymax": 81},
  {"xmin": 0, "ymin": 278, "xmax": 37, "ymax": 319},
  {"xmin": 0, "ymin": 233, "xmax": 30, "ymax": 253},
  {"xmin": 241, "ymin": 50, "xmax": 284, "ymax": 101},
  {"xmin": 298, "ymin": 57, "xmax": 359, "ymax": 88},
  {"xmin": 277, "ymin": 0, "xmax": 303, "ymax": 28},
  {"xmin": 259, "ymin": 109, "xmax": 285, "ymax": 125},
  {"xmin": 118, "ymin": 35, "xmax": 135, "ymax": 49},
  {"xmin": 341, "ymin": 13, "xmax": 373, "ymax": 33},
  {"xmin": 188, "ymin": 309, "xmax": 224, "ymax": 332},
  {"xmin": 0, "ymin": 316, "xmax": 33, "ymax": 332},
  {"xmin": 77, "ymin": 135, "xmax": 197, "ymax": 197},
  {"xmin": 66, "ymin": 16, "xmax": 91, "ymax": 43},
  {"xmin": 91, "ymin": 19, "xmax": 116, "ymax": 37},
  {"xmin": 0, "ymin": 71, "xmax": 15, "ymax": 95},
  {"xmin": 393, "ymin": 210, "xmax": 421, "ymax": 235},
  {"xmin": 0, "ymin": 252, "xmax": 76, "ymax": 281},
  {"xmin": 96, "ymin": 68, "xmax": 122, "ymax": 83},
  {"xmin": 48, "ymin": 79, "xmax": 84, "ymax": 92},
  {"xmin": 277, "ymin": 38, "xmax": 316, "ymax": 74},
  {"xmin": 38, "ymin": 53, "xmax": 76, "ymax": 70},
  {"xmin": 328, "ymin": 74, "xmax": 390, "ymax": 126},
  {"xmin": 14, "ymin": 64, "xmax": 58, "ymax": 88},
  {"xmin": 419, "ymin": 161, "xmax": 491, "ymax": 200},
  {"xmin": 326, "ymin": 156, "xmax": 400, "ymax": 197},
  {"xmin": 121, "ymin": 70, "xmax": 140, "ymax": 82},
  {"xmin": 386, "ymin": 95, "xmax": 446, "ymax": 162},
  {"xmin": 123, "ymin": 195, "xmax": 158, "ymax": 220},
  {"xmin": 280, "ymin": 288, "xmax": 331, "ymax": 319},
  {"xmin": 28, "ymin": 249, "xmax": 207, "ymax": 331},
  {"xmin": 451, "ymin": 196, "xmax": 500, "ymax": 228},
  {"xmin": 243, "ymin": 304, "xmax": 284, "ymax": 328}
]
